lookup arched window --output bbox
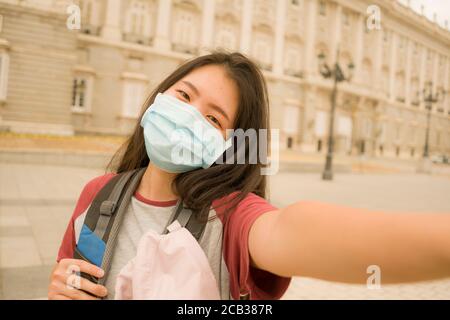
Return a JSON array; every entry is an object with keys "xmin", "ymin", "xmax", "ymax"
[
  {"xmin": 284, "ymin": 46, "xmax": 302, "ymax": 76},
  {"xmin": 125, "ymin": 0, "xmax": 152, "ymax": 37},
  {"xmin": 252, "ymin": 33, "xmax": 272, "ymax": 69},
  {"xmin": 173, "ymin": 10, "xmax": 197, "ymax": 49},
  {"xmin": 215, "ymin": 26, "xmax": 237, "ymax": 50},
  {"xmin": 81, "ymin": 0, "xmax": 101, "ymax": 34}
]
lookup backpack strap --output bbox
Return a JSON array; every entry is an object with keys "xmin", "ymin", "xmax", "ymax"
[
  {"xmin": 163, "ymin": 200, "xmax": 206, "ymax": 242},
  {"xmin": 94, "ymin": 170, "xmax": 138, "ymax": 241}
]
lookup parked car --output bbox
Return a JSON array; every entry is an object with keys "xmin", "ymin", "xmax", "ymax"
[{"xmin": 430, "ymin": 154, "xmax": 449, "ymax": 164}]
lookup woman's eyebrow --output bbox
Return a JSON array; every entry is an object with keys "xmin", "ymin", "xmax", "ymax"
[
  {"xmin": 181, "ymin": 80, "xmax": 199, "ymax": 95},
  {"xmin": 181, "ymin": 80, "xmax": 230, "ymax": 122}
]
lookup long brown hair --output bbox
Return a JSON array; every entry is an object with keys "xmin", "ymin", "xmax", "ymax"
[{"xmin": 108, "ymin": 51, "xmax": 271, "ymax": 221}]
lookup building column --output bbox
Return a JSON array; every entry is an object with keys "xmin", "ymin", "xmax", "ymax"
[
  {"xmin": 273, "ymin": 0, "xmax": 287, "ymax": 75},
  {"xmin": 200, "ymin": 0, "xmax": 215, "ymax": 54},
  {"xmin": 300, "ymin": 86, "xmax": 317, "ymax": 153},
  {"xmin": 388, "ymin": 32, "xmax": 398, "ymax": 101},
  {"xmin": 419, "ymin": 45, "xmax": 427, "ymax": 110},
  {"xmin": 154, "ymin": 0, "xmax": 172, "ymax": 51},
  {"xmin": 432, "ymin": 52, "xmax": 439, "ymax": 94},
  {"xmin": 330, "ymin": 4, "xmax": 342, "ymax": 63},
  {"xmin": 405, "ymin": 39, "xmax": 413, "ymax": 106},
  {"xmin": 354, "ymin": 14, "xmax": 364, "ymax": 84},
  {"xmin": 304, "ymin": 0, "xmax": 318, "ymax": 78},
  {"xmin": 444, "ymin": 57, "xmax": 450, "ymax": 114},
  {"xmin": 101, "ymin": 0, "xmax": 122, "ymax": 41},
  {"xmin": 373, "ymin": 27, "xmax": 383, "ymax": 91},
  {"xmin": 240, "ymin": 0, "xmax": 254, "ymax": 54}
]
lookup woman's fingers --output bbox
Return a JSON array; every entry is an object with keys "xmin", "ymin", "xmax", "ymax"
[
  {"xmin": 60, "ymin": 258, "xmax": 105, "ymax": 278},
  {"xmin": 78, "ymin": 276, "xmax": 108, "ymax": 298},
  {"xmin": 53, "ymin": 280, "xmax": 99, "ymax": 300}
]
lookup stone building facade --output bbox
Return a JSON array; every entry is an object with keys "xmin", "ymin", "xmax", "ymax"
[{"xmin": 0, "ymin": 0, "xmax": 449, "ymax": 159}]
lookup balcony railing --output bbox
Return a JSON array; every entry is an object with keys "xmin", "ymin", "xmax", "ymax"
[
  {"xmin": 81, "ymin": 24, "xmax": 100, "ymax": 36},
  {"xmin": 172, "ymin": 43, "xmax": 198, "ymax": 55},
  {"xmin": 123, "ymin": 33, "xmax": 153, "ymax": 46},
  {"xmin": 285, "ymin": 69, "xmax": 304, "ymax": 78}
]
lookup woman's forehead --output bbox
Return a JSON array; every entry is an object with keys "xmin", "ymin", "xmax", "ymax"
[
  {"xmin": 184, "ymin": 65, "xmax": 236, "ymax": 92},
  {"xmin": 180, "ymin": 65, "xmax": 239, "ymax": 114}
]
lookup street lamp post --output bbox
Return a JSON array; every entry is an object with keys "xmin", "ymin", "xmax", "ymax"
[
  {"xmin": 422, "ymin": 81, "xmax": 445, "ymax": 158},
  {"xmin": 317, "ymin": 47, "xmax": 354, "ymax": 181}
]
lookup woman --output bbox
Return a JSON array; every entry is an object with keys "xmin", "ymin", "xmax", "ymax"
[{"xmin": 48, "ymin": 52, "xmax": 450, "ymax": 300}]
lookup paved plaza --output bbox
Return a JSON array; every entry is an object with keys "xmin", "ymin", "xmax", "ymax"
[{"xmin": 0, "ymin": 162, "xmax": 449, "ymax": 299}]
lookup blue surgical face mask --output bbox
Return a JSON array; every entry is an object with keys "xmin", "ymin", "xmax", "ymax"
[{"xmin": 140, "ymin": 93, "xmax": 233, "ymax": 173}]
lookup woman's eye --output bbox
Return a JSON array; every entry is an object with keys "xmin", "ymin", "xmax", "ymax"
[
  {"xmin": 177, "ymin": 90, "xmax": 190, "ymax": 101},
  {"xmin": 207, "ymin": 115, "xmax": 222, "ymax": 128}
]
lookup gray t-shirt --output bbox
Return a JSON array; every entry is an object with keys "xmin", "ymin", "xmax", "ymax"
[{"xmin": 100, "ymin": 195, "xmax": 231, "ymax": 299}]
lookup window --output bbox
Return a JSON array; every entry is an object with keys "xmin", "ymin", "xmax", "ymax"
[
  {"xmin": 125, "ymin": 0, "xmax": 152, "ymax": 37},
  {"xmin": 284, "ymin": 47, "xmax": 302, "ymax": 75},
  {"xmin": 315, "ymin": 111, "xmax": 328, "ymax": 137},
  {"xmin": 216, "ymin": 27, "xmax": 237, "ymax": 50},
  {"xmin": 283, "ymin": 105, "xmax": 299, "ymax": 135},
  {"xmin": 0, "ymin": 52, "xmax": 9, "ymax": 101},
  {"xmin": 343, "ymin": 12, "xmax": 350, "ymax": 26},
  {"xmin": 173, "ymin": 10, "xmax": 197, "ymax": 49},
  {"xmin": 81, "ymin": 0, "xmax": 101, "ymax": 35},
  {"xmin": 122, "ymin": 81, "xmax": 145, "ymax": 118},
  {"xmin": 71, "ymin": 76, "xmax": 92, "ymax": 111},
  {"xmin": 319, "ymin": 1, "xmax": 326, "ymax": 16},
  {"xmin": 337, "ymin": 116, "xmax": 352, "ymax": 137},
  {"xmin": 252, "ymin": 36, "xmax": 272, "ymax": 69}
]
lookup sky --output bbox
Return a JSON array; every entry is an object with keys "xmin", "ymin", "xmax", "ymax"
[{"xmin": 397, "ymin": 0, "xmax": 450, "ymax": 29}]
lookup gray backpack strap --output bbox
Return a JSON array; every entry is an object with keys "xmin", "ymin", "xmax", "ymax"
[
  {"xmin": 93, "ymin": 170, "xmax": 137, "ymax": 241},
  {"xmin": 98, "ymin": 167, "xmax": 146, "ymax": 286},
  {"xmin": 164, "ymin": 200, "xmax": 206, "ymax": 241}
]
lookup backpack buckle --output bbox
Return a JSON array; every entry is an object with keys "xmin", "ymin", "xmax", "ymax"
[{"xmin": 100, "ymin": 200, "xmax": 116, "ymax": 216}]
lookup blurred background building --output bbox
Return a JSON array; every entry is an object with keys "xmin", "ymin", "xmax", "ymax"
[{"xmin": 0, "ymin": 0, "xmax": 449, "ymax": 160}]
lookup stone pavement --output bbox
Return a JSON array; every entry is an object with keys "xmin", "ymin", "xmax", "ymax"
[{"xmin": 1, "ymin": 162, "xmax": 449, "ymax": 299}]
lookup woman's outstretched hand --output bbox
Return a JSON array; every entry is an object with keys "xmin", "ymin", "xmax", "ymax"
[{"xmin": 48, "ymin": 259, "xmax": 108, "ymax": 300}]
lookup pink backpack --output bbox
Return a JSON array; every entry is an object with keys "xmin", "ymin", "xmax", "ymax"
[{"xmin": 115, "ymin": 219, "xmax": 220, "ymax": 299}]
